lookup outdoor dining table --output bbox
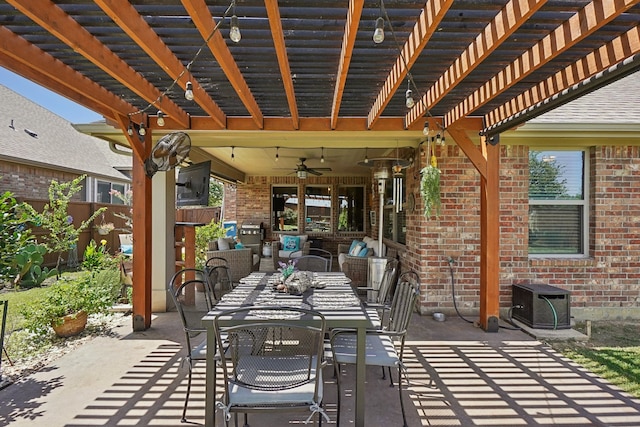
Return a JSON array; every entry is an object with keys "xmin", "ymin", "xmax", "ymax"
[{"xmin": 201, "ymin": 271, "xmax": 376, "ymax": 427}]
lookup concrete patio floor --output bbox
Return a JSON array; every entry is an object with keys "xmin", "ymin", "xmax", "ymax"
[{"xmin": 2, "ymin": 308, "xmax": 640, "ymax": 426}]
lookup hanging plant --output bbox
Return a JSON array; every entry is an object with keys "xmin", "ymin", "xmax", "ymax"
[{"xmin": 420, "ymin": 143, "xmax": 441, "ymax": 219}]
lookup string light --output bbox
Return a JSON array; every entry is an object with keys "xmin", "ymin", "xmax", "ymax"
[
  {"xmin": 320, "ymin": 147, "xmax": 325, "ymax": 163},
  {"xmin": 405, "ymin": 89, "xmax": 415, "ymax": 108},
  {"xmin": 229, "ymin": 15, "xmax": 241, "ymax": 43},
  {"xmin": 157, "ymin": 111, "xmax": 165, "ymax": 127},
  {"xmin": 373, "ymin": 16, "xmax": 385, "ymax": 43},
  {"xmin": 184, "ymin": 81, "xmax": 194, "ymax": 100},
  {"xmin": 127, "ymin": 122, "xmax": 134, "ymax": 136},
  {"xmin": 422, "ymin": 121, "xmax": 429, "ymax": 136},
  {"xmin": 231, "ymin": 146, "xmax": 235, "ymax": 160},
  {"xmin": 138, "ymin": 122, "xmax": 146, "ymax": 136},
  {"xmin": 275, "ymin": 146, "xmax": 279, "ymax": 162},
  {"xmin": 364, "ymin": 147, "xmax": 369, "ymax": 164}
]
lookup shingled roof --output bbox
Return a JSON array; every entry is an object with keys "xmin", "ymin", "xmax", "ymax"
[
  {"xmin": 0, "ymin": 84, "xmax": 131, "ymax": 182},
  {"xmin": 530, "ymin": 71, "xmax": 640, "ymax": 125}
]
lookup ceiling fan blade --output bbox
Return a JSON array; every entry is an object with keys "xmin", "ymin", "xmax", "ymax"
[
  {"xmin": 307, "ymin": 169, "xmax": 323, "ymax": 176},
  {"xmin": 310, "ymin": 167, "xmax": 332, "ymax": 171}
]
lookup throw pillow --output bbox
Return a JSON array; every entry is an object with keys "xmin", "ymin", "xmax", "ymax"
[
  {"xmin": 283, "ymin": 235, "xmax": 300, "ymax": 252},
  {"xmin": 217, "ymin": 237, "xmax": 231, "ymax": 251},
  {"xmin": 349, "ymin": 241, "xmax": 366, "ymax": 256},
  {"xmin": 357, "ymin": 248, "xmax": 369, "ymax": 257},
  {"xmin": 235, "ymin": 241, "xmax": 245, "ymax": 249},
  {"xmin": 348, "ymin": 239, "xmax": 362, "ymax": 254}
]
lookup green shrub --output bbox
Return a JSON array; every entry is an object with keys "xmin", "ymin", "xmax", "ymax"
[
  {"xmin": 0, "ymin": 190, "xmax": 34, "ymax": 286},
  {"xmin": 82, "ymin": 239, "xmax": 115, "ymax": 272},
  {"xmin": 20, "ymin": 272, "xmax": 117, "ymax": 335},
  {"xmin": 195, "ymin": 219, "xmax": 230, "ymax": 268}
]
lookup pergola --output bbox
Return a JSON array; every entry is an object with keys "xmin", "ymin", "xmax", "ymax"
[{"xmin": 2, "ymin": 0, "xmax": 639, "ymax": 331}]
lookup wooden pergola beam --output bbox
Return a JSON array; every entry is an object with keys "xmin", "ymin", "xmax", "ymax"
[
  {"xmin": 406, "ymin": 0, "xmax": 547, "ymax": 126},
  {"xmin": 486, "ymin": 23, "xmax": 640, "ymax": 127},
  {"xmin": 444, "ymin": 0, "xmax": 640, "ymax": 127},
  {"xmin": 182, "ymin": 0, "xmax": 264, "ymax": 129},
  {"xmin": 265, "ymin": 0, "xmax": 299, "ymax": 130},
  {"xmin": 6, "ymin": 0, "xmax": 190, "ymax": 128},
  {"xmin": 331, "ymin": 0, "xmax": 364, "ymax": 130},
  {"xmin": 0, "ymin": 27, "xmax": 136, "ymax": 121},
  {"xmin": 95, "ymin": 0, "xmax": 226, "ymax": 128},
  {"xmin": 367, "ymin": 0, "xmax": 453, "ymax": 129}
]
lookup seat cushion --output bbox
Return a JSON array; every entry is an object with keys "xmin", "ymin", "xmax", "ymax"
[
  {"xmin": 227, "ymin": 356, "xmax": 322, "ymax": 406},
  {"xmin": 332, "ymin": 333, "xmax": 399, "ymax": 367}
]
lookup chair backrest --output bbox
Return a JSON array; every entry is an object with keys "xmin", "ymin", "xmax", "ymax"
[
  {"xmin": 167, "ymin": 278, "xmax": 211, "ymax": 353},
  {"xmin": 397, "ymin": 270, "xmax": 420, "ymax": 312},
  {"xmin": 386, "ymin": 277, "xmax": 420, "ymax": 335},
  {"xmin": 294, "ymin": 254, "xmax": 330, "ymax": 272},
  {"xmin": 376, "ymin": 258, "xmax": 399, "ymax": 305},
  {"xmin": 169, "ymin": 268, "xmax": 217, "ymax": 312},
  {"xmin": 204, "ymin": 256, "xmax": 233, "ymax": 294},
  {"xmin": 214, "ymin": 307, "xmax": 326, "ymax": 396}
]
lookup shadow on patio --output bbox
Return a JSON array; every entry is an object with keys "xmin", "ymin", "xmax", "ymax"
[{"xmin": 1, "ymin": 312, "xmax": 640, "ymax": 426}]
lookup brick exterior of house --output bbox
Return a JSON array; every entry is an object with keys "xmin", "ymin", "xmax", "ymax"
[
  {"xmin": 1, "ymin": 160, "xmax": 84, "ymax": 201},
  {"xmin": 224, "ymin": 142, "xmax": 640, "ymax": 321}
]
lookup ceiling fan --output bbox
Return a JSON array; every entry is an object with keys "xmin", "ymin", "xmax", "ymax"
[{"xmin": 290, "ymin": 158, "xmax": 332, "ymax": 178}]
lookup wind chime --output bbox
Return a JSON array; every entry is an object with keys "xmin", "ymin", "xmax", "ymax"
[
  {"xmin": 392, "ymin": 144, "xmax": 404, "ymax": 213},
  {"xmin": 392, "ymin": 162, "xmax": 403, "ymax": 213}
]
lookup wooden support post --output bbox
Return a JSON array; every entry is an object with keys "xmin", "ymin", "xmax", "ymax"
[
  {"xmin": 131, "ymin": 133, "xmax": 153, "ymax": 331},
  {"xmin": 479, "ymin": 137, "xmax": 500, "ymax": 332}
]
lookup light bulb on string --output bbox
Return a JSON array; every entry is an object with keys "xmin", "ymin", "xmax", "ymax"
[
  {"xmin": 229, "ymin": 15, "xmax": 241, "ymax": 43},
  {"xmin": 373, "ymin": 16, "xmax": 385, "ymax": 44},
  {"xmin": 138, "ymin": 122, "xmax": 146, "ymax": 136},
  {"xmin": 275, "ymin": 146, "xmax": 279, "ymax": 162},
  {"xmin": 405, "ymin": 89, "xmax": 415, "ymax": 108},
  {"xmin": 184, "ymin": 81, "xmax": 194, "ymax": 100},
  {"xmin": 320, "ymin": 147, "xmax": 325, "ymax": 163},
  {"xmin": 157, "ymin": 111, "xmax": 165, "ymax": 127},
  {"xmin": 364, "ymin": 147, "xmax": 369, "ymax": 164},
  {"xmin": 127, "ymin": 122, "xmax": 133, "ymax": 136},
  {"xmin": 422, "ymin": 121, "xmax": 429, "ymax": 136},
  {"xmin": 231, "ymin": 146, "xmax": 235, "ymax": 160},
  {"xmin": 435, "ymin": 133, "xmax": 442, "ymax": 145}
]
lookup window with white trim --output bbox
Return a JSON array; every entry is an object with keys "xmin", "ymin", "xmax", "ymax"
[{"xmin": 528, "ymin": 150, "xmax": 588, "ymax": 256}]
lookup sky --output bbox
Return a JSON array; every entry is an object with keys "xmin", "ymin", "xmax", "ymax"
[{"xmin": 0, "ymin": 68, "xmax": 103, "ymax": 124}]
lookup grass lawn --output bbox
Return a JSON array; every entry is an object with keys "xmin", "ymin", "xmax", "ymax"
[{"xmin": 550, "ymin": 320, "xmax": 640, "ymax": 399}]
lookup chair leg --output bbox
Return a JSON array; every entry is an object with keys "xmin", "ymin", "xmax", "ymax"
[
  {"xmin": 181, "ymin": 364, "xmax": 192, "ymax": 423},
  {"xmin": 388, "ymin": 366, "xmax": 394, "ymax": 387},
  {"xmin": 397, "ymin": 366, "xmax": 408, "ymax": 427},
  {"xmin": 381, "ymin": 365, "xmax": 386, "ymax": 380},
  {"xmin": 334, "ymin": 362, "xmax": 342, "ymax": 427}
]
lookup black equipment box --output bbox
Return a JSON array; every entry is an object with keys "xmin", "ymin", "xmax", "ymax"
[{"xmin": 512, "ymin": 283, "xmax": 571, "ymax": 329}]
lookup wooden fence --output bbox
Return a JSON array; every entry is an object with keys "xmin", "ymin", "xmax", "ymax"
[{"xmin": 22, "ymin": 199, "xmax": 221, "ymax": 268}]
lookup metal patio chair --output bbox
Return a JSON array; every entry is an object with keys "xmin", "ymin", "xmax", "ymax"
[
  {"xmin": 214, "ymin": 306, "xmax": 329, "ymax": 426},
  {"xmin": 167, "ymin": 272, "xmax": 219, "ymax": 422},
  {"xmin": 330, "ymin": 278, "xmax": 420, "ymax": 427}
]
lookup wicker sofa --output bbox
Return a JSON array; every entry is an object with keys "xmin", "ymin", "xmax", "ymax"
[
  {"xmin": 337, "ymin": 238, "xmax": 398, "ymax": 289},
  {"xmin": 206, "ymin": 240, "xmax": 260, "ymax": 283}
]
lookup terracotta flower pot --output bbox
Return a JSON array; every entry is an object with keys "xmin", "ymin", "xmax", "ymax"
[{"xmin": 52, "ymin": 311, "xmax": 88, "ymax": 338}]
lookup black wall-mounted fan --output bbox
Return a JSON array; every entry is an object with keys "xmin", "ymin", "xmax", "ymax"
[
  {"xmin": 144, "ymin": 132, "xmax": 191, "ymax": 178},
  {"xmin": 291, "ymin": 157, "xmax": 331, "ymax": 178}
]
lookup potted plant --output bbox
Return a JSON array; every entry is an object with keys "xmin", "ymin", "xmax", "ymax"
[
  {"xmin": 21, "ymin": 273, "xmax": 116, "ymax": 337},
  {"xmin": 420, "ymin": 147, "xmax": 441, "ymax": 219}
]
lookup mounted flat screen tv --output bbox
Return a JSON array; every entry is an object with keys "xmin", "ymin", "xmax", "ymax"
[{"xmin": 176, "ymin": 160, "xmax": 211, "ymax": 207}]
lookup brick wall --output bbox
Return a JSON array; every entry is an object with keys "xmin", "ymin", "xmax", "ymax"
[
  {"xmin": 1, "ymin": 160, "xmax": 81, "ymax": 200},
  {"xmin": 386, "ymin": 143, "xmax": 640, "ymax": 320}
]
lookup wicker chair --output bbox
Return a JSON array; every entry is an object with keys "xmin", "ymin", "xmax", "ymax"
[
  {"xmin": 337, "ymin": 243, "xmax": 398, "ymax": 290},
  {"xmin": 271, "ymin": 238, "xmax": 311, "ymax": 270},
  {"xmin": 206, "ymin": 241, "xmax": 259, "ymax": 283}
]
